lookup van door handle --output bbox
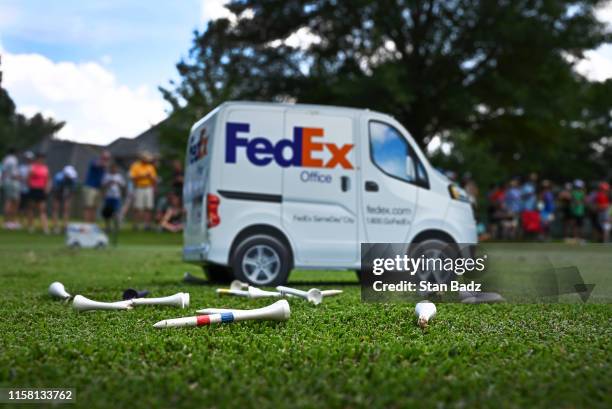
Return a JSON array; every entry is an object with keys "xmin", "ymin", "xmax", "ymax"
[
  {"xmin": 341, "ymin": 176, "xmax": 350, "ymax": 192},
  {"xmin": 365, "ymin": 181, "xmax": 379, "ymax": 192}
]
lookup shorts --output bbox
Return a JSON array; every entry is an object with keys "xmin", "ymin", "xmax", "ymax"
[
  {"xmin": 102, "ymin": 198, "xmax": 121, "ymax": 219},
  {"xmin": 83, "ymin": 186, "xmax": 101, "ymax": 208},
  {"xmin": 53, "ymin": 186, "xmax": 74, "ymax": 202},
  {"xmin": 29, "ymin": 188, "xmax": 47, "ymax": 203},
  {"xmin": 19, "ymin": 192, "xmax": 29, "ymax": 210},
  {"xmin": 133, "ymin": 187, "xmax": 154, "ymax": 210},
  {"xmin": 2, "ymin": 180, "xmax": 21, "ymax": 201},
  {"xmin": 570, "ymin": 214, "xmax": 584, "ymax": 226}
]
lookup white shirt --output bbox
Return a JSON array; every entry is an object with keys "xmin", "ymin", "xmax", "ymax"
[
  {"xmin": 1, "ymin": 155, "xmax": 19, "ymax": 182},
  {"xmin": 102, "ymin": 173, "xmax": 125, "ymax": 199}
]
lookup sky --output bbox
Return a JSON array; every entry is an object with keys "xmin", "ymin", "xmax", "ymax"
[{"xmin": 0, "ymin": 0, "xmax": 611, "ymax": 146}]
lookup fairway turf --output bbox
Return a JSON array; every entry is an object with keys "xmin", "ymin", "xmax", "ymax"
[{"xmin": 0, "ymin": 231, "xmax": 610, "ymax": 408}]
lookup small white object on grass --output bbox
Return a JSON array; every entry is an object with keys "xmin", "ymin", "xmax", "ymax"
[
  {"xmin": 247, "ymin": 286, "xmax": 283, "ymax": 298},
  {"xmin": 415, "ymin": 300, "xmax": 437, "ymax": 328},
  {"xmin": 276, "ymin": 286, "xmax": 322, "ymax": 305},
  {"xmin": 230, "ymin": 280, "xmax": 249, "ymax": 291},
  {"xmin": 131, "ymin": 292, "xmax": 189, "ymax": 308},
  {"xmin": 49, "ymin": 281, "xmax": 71, "ymax": 300},
  {"xmin": 216, "ymin": 288, "xmax": 250, "ymax": 297},
  {"xmin": 72, "ymin": 295, "xmax": 133, "ymax": 312},
  {"xmin": 320, "ymin": 289, "xmax": 343, "ymax": 297}
]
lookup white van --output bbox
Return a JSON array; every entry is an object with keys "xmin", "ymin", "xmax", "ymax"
[{"xmin": 183, "ymin": 102, "xmax": 476, "ymax": 285}]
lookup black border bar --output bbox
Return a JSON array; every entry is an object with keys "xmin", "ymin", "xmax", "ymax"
[{"xmin": 218, "ymin": 190, "xmax": 282, "ymax": 203}]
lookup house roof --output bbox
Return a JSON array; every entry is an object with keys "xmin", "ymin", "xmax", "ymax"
[
  {"xmin": 30, "ymin": 138, "xmax": 103, "ymax": 182},
  {"xmin": 26, "ymin": 119, "xmax": 166, "ymax": 180},
  {"xmin": 107, "ymin": 123, "xmax": 161, "ymax": 159}
]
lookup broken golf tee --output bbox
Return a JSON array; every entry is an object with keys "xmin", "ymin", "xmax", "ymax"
[
  {"xmin": 216, "ymin": 288, "xmax": 250, "ymax": 297},
  {"xmin": 131, "ymin": 292, "xmax": 189, "ymax": 308},
  {"xmin": 415, "ymin": 300, "xmax": 437, "ymax": 328},
  {"xmin": 153, "ymin": 299, "xmax": 290, "ymax": 328},
  {"xmin": 72, "ymin": 295, "xmax": 134, "ymax": 312},
  {"xmin": 320, "ymin": 289, "xmax": 343, "ymax": 297},
  {"xmin": 276, "ymin": 286, "xmax": 323, "ymax": 305},
  {"xmin": 230, "ymin": 280, "xmax": 249, "ymax": 291},
  {"xmin": 49, "ymin": 281, "xmax": 71, "ymax": 300}
]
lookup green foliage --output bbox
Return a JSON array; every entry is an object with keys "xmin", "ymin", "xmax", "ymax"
[
  {"xmin": 0, "ymin": 230, "xmax": 610, "ymax": 408},
  {"xmin": 161, "ymin": 0, "xmax": 612, "ymax": 184},
  {"xmin": 0, "ymin": 87, "xmax": 64, "ymax": 157}
]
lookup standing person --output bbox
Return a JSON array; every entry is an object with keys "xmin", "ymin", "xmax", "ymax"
[
  {"xmin": 83, "ymin": 150, "xmax": 110, "ymax": 222},
  {"xmin": 568, "ymin": 179, "xmax": 586, "ymax": 240},
  {"xmin": 521, "ymin": 173, "xmax": 538, "ymax": 212},
  {"xmin": 26, "ymin": 153, "xmax": 50, "ymax": 233},
  {"xmin": 101, "ymin": 162, "xmax": 125, "ymax": 245},
  {"xmin": 487, "ymin": 183, "xmax": 505, "ymax": 239},
  {"xmin": 586, "ymin": 183, "xmax": 600, "ymax": 241},
  {"xmin": 520, "ymin": 173, "xmax": 541, "ymax": 238},
  {"xmin": 504, "ymin": 178, "xmax": 522, "ymax": 239},
  {"xmin": 539, "ymin": 180, "xmax": 555, "ymax": 240},
  {"xmin": 1, "ymin": 148, "xmax": 21, "ymax": 229},
  {"xmin": 50, "ymin": 165, "xmax": 78, "ymax": 233},
  {"xmin": 558, "ymin": 182, "xmax": 573, "ymax": 238},
  {"xmin": 594, "ymin": 182, "xmax": 610, "ymax": 243},
  {"xmin": 129, "ymin": 151, "xmax": 158, "ymax": 230},
  {"xmin": 18, "ymin": 151, "xmax": 34, "ymax": 225}
]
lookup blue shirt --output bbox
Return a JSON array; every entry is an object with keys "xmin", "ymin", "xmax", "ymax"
[
  {"xmin": 505, "ymin": 188, "xmax": 522, "ymax": 213},
  {"xmin": 542, "ymin": 191, "xmax": 555, "ymax": 213},
  {"xmin": 521, "ymin": 182, "xmax": 536, "ymax": 211},
  {"xmin": 84, "ymin": 160, "xmax": 105, "ymax": 188}
]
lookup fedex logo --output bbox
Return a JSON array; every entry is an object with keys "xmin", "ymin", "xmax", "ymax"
[
  {"xmin": 188, "ymin": 128, "xmax": 209, "ymax": 164},
  {"xmin": 225, "ymin": 122, "xmax": 353, "ymax": 169}
]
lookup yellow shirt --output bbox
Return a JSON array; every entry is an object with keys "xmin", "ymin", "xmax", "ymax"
[{"xmin": 129, "ymin": 161, "xmax": 157, "ymax": 188}]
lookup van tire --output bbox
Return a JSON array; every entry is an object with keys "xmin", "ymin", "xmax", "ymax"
[
  {"xmin": 231, "ymin": 234, "xmax": 291, "ymax": 286},
  {"xmin": 409, "ymin": 238, "xmax": 459, "ymax": 285},
  {"xmin": 203, "ymin": 263, "xmax": 234, "ymax": 283}
]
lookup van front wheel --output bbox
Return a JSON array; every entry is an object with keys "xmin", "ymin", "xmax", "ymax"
[{"xmin": 231, "ymin": 235, "xmax": 291, "ymax": 286}]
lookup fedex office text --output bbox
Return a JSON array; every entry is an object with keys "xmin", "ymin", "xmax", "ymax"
[{"xmin": 225, "ymin": 122, "xmax": 354, "ymax": 169}]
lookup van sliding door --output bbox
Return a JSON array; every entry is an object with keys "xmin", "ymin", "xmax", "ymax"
[{"xmin": 281, "ymin": 111, "xmax": 358, "ymax": 266}]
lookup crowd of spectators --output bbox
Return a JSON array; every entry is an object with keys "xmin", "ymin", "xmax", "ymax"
[
  {"xmin": 462, "ymin": 173, "xmax": 611, "ymax": 243},
  {"xmin": 0, "ymin": 148, "xmax": 184, "ymax": 235}
]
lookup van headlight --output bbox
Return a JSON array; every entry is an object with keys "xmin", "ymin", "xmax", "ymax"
[{"xmin": 448, "ymin": 184, "xmax": 470, "ymax": 203}]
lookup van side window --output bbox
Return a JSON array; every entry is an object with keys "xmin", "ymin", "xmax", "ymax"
[{"xmin": 369, "ymin": 121, "xmax": 428, "ymax": 187}]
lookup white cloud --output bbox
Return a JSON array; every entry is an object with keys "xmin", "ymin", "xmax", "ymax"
[
  {"xmin": 574, "ymin": 45, "xmax": 612, "ymax": 82},
  {"xmin": 201, "ymin": 0, "xmax": 233, "ymax": 22},
  {"xmin": 270, "ymin": 27, "xmax": 321, "ymax": 50},
  {"xmin": 2, "ymin": 51, "xmax": 167, "ymax": 145},
  {"xmin": 575, "ymin": 2, "xmax": 612, "ymax": 81}
]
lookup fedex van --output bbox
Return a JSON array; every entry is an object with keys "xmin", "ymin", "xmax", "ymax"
[{"xmin": 183, "ymin": 102, "xmax": 476, "ymax": 285}]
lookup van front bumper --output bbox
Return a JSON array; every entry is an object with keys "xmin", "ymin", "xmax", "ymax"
[{"xmin": 183, "ymin": 243, "xmax": 210, "ymax": 262}]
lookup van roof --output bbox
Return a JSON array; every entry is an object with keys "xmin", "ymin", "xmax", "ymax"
[
  {"xmin": 223, "ymin": 100, "xmax": 391, "ymax": 118},
  {"xmin": 191, "ymin": 101, "xmax": 395, "ymax": 132}
]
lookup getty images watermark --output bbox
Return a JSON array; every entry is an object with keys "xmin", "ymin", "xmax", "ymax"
[
  {"xmin": 370, "ymin": 252, "xmax": 487, "ymax": 293},
  {"xmin": 361, "ymin": 243, "xmax": 607, "ymax": 303}
]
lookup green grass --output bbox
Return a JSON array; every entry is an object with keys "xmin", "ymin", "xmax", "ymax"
[{"xmin": 0, "ymin": 230, "xmax": 610, "ymax": 408}]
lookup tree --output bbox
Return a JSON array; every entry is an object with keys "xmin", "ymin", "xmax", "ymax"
[
  {"xmin": 161, "ymin": 0, "xmax": 612, "ymax": 183},
  {"xmin": 0, "ymin": 87, "xmax": 64, "ymax": 157}
]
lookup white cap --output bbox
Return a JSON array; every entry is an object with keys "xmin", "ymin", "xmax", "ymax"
[{"xmin": 63, "ymin": 165, "xmax": 78, "ymax": 180}]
